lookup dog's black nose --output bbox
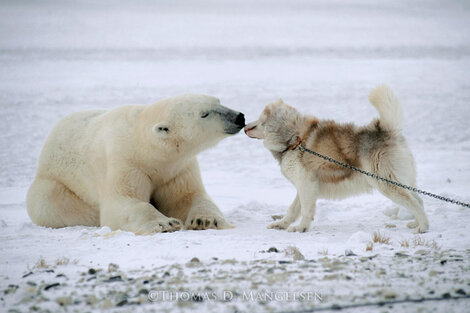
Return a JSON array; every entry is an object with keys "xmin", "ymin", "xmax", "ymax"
[{"xmin": 235, "ymin": 113, "xmax": 245, "ymax": 127}]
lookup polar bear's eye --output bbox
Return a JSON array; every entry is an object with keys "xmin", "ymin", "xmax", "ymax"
[{"xmin": 201, "ymin": 112, "xmax": 210, "ymax": 118}]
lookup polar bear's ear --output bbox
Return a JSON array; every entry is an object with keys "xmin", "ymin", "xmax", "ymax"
[{"xmin": 152, "ymin": 122, "xmax": 170, "ymax": 137}]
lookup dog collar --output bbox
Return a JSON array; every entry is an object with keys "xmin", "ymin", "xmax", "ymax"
[{"xmin": 287, "ymin": 136, "xmax": 302, "ymax": 151}]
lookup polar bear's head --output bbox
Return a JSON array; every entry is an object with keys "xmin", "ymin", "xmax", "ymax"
[{"xmin": 142, "ymin": 94, "xmax": 245, "ymax": 157}]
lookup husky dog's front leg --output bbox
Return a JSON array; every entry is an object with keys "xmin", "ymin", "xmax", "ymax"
[
  {"xmin": 287, "ymin": 182, "xmax": 317, "ymax": 233},
  {"xmin": 268, "ymin": 193, "xmax": 300, "ymax": 229}
]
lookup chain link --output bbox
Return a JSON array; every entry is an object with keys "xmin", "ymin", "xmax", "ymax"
[{"xmin": 295, "ymin": 143, "xmax": 470, "ymax": 209}]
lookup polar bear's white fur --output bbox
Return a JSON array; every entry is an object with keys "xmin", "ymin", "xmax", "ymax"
[{"xmin": 27, "ymin": 95, "xmax": 245, "ymax": 234}]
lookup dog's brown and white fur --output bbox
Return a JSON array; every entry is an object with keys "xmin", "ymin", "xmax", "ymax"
[{"xmin": 245, "ymin": 86, "xmax": 429, "ymax": 233}]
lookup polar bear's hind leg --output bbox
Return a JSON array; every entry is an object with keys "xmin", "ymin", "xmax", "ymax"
[{"xmin": 27, "ymin": 179, "xmax": 99, "ymax": 228}]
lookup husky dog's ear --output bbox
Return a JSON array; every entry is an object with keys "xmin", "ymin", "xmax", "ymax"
[{"xmin": 152, "ymin": 122, "xmax": 170, "ymax": 137}]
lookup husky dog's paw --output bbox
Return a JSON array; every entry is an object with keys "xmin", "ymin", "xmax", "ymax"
[
  {"xmin": 408, "ymin": 220, "xmax": 428, "ymax": 233},
  {"xmin": 287, "ymin": 225, "xmax": 309, "ymax": 233},
  {"xmin": 267, "ymin": 220, "xmax": 290, "ymax": 230},
  {"xmin": 414, "ymin": 224, "xmax": 429, "ymax": 234}
]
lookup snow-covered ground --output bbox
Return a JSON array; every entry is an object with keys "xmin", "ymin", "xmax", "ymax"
[{"xmin": 1, "ymin": 0, "xmax": 470, "ymax": 312}]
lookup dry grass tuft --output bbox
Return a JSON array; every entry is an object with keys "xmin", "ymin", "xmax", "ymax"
[
  {"xmin": 318, "ymin": 249, "xmax": 329, "ymax": 256},
  {"xmin": 399, "ymin": 236, "xmax": 440, "ymax": 250},
  {"xmin": 372, "ymin": 231, "xmax": 391, "ymax": 245},
  {"xmin": 413, "ymin": 236, "xmax": 425, "ymax": 246},
  {"xmin": 55, "ymin": 257, "xmax": 70, "ymax": 266},
  {"xmin": 34, "ymin": 257, "xmax": 49, "ymax": 269},
  {"xmin": 413, "ymin": 236, "xmax": 440, "ymax": 250},
  {"xmin": 428, "ymin": 241, "xmax": 441, "ymax": 250},
  {"xmin": 365, "ymin": 242, "xmax": 374, "ymax": 251},
  {"xmin": 33, "ymin": 257, "xmax": 76, "ymax": 270},
  {"xmin": 285, "ymin": 246, "xmax": 306, "ymax": 261}
]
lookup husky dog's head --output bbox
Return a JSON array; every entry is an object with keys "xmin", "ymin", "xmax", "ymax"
[{"xmin": 244, "ymin": 99, "xmax": 304, "ymax": 152}]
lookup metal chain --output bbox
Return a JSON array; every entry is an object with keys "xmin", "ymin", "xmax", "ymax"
[{"xmin": 294, "ymin": 142, "xmax": 470, "ymax": 209}]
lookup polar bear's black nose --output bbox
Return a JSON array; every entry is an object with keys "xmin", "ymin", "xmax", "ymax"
[{"xmin": 235, "ymin": 113, "xmax": 245, "ymax": 127}]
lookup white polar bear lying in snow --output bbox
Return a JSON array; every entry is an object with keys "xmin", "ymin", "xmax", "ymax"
[{"xmin": 27, "ymin": 94, "xmax": 245, "ymax": 234}]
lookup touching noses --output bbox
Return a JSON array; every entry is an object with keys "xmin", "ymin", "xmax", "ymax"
[{"xmin": 244, "ymin": 122, "xmax": 256, "ymax": 133}]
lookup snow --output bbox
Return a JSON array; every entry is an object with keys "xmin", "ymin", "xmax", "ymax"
[{"xmin": 1, "ymin": 0, "xmax": 470, "ymax": 312}]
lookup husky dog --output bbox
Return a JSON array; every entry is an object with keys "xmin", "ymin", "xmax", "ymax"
[{"xmin": 244, "ymin": 86, "xmax": 429, "ymax": 233}]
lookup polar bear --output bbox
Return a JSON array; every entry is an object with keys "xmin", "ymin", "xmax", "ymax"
[{"xmin": 27, "ymin": 94, "xmax": 245, "ymax": 234}]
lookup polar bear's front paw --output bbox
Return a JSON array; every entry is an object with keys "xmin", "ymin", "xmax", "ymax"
[
  {"xmin": 156, "ymin": 217, "xmax": 183, "ymax": 233},
  {"xmin": 138, "ymin": 217, "xmax": 183, "ymax": 235},
  {"xmin": 185, "ymin": 213, "xmax": 234, "ymax": 230}
]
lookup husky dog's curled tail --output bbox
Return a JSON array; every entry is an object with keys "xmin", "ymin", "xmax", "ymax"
[{"xmin": 369, "ymin": 85, "xmax": 403, "ymax": 131}]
